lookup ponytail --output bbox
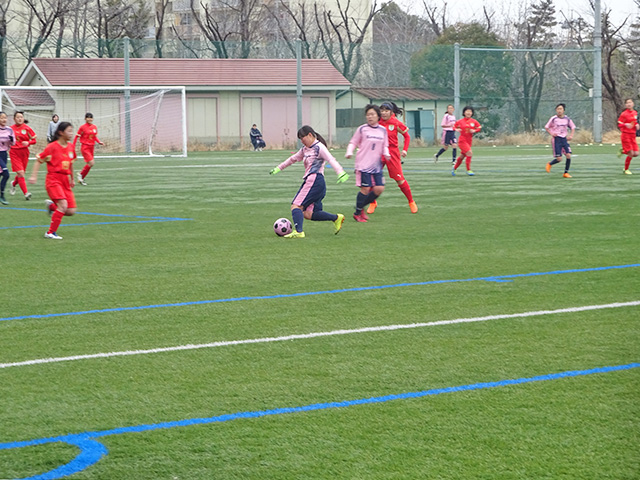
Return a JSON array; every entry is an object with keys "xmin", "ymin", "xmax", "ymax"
[{"xmin": 297, "ymin": 125, "xmax": 327, "ymax": 147}]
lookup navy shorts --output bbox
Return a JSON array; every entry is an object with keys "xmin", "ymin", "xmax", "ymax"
[
  {"xmin": 0, "ymin": 151, "xmax": 7, "ymax": 170},
  {"xmin": 552, "ymin": 137, "xmax": 571, "ymax": 157},
  {"xmin": 356, "ymin": 170, "xmax": 385, "ymax": 188},
  {"xmin": 292, "ymin": 173, "xmax": 326, "ymax": 213},
  {"xmin": 442, "ymin": 130, "xmax": 457, "ymax": 146}
]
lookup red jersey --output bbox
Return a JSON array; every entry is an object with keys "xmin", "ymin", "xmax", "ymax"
[
  {"xmin": 39, "ymin": 141, "xmax": 77, "ymax": 175},
  {"xmin": 618, "ymin": 109, "xmax": 638, "ymax": 135},
  {"xmin": 10, "ymin": 123, "xmax": 36, "ymax": 150},
  {"xmin": 455, "ymin": 117, "xmax": 482, "ymax": 143},
  {"xmin": 76, "ymin": 123, "xmax": 101, "ymax": 145},
  {"xmin": 379, "ymin": 114, "xmax": 410, "ymax": 151}
]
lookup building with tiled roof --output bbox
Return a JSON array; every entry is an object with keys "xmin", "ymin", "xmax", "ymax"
[{"xmin": 15, "ymin": 58, "xmax": 351, "ymax": 148}]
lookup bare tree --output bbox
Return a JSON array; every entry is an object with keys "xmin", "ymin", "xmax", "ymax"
[
  {"xmin": 263, "ymin": 0, "xmax": 319, "ymax": 59},
  {"xmin": 91, "ymin": 0, "xmax": 152, "ymax": 58},
  {"xmin": 0, "ymin": 0, "xmax": 10, "ymax": 84},
  {"xmin": 314, "ymin": 0, "xmax": 387, "ymax": 83},
  {"xmin": 18, "ymin": 0, "xmax": 75, "ymax": 60},
  {"xmin": 190, "ymin": 0, "xmax": 262, "ymax": 58},
  {"xmin": 155, "ymin": 0, "xmax": 171, "ymax": 58},
  {"xmin": 422, "ymin": 0, "xmax": 447, "ymax": 38}
]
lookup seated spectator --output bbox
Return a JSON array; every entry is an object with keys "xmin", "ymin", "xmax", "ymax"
[{"xmin": 250, "ymin": 124, "xmax": 266, "ymax": 151}]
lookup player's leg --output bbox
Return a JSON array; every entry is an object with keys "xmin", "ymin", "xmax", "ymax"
[
  {"xmin": 0, "ymin": 154, "xmax": 9, "ymax": 204},
  {"xmin": 79, "ymin": 144, "xmax": 95, "ymax": 184}
]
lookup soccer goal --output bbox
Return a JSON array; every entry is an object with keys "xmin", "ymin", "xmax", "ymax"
[{"xmin": 0, "ymin": 85, "xmax": 187, "ymax": 158}]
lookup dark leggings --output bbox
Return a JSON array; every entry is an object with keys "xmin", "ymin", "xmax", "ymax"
[{"xmin": 0, "ymin": 151, "xmax": 9, "ymax": 195}]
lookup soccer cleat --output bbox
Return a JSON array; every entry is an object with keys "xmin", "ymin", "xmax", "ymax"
[
  {"xmin": 467, "ymin": 170, "xmax": 475, "ymax": 176},
  {"xmin": 25, "ymin": 192, "xmax": 32, "ymax": 200},
  {"xmin": 624, "ymin": 169, "xmax": 633, "ymax": 175},
  {"xmin": 284, "ymin": 230, "xmax": 305, "ymax": 238},
  {"xmin": 44, "ymin": 232, "xmax": 63, "ymax": 240},
  {"xmin": 546, "ymin": 162, "xmax": 552, "ymax": 173},
  {"xmin": 333, "ymin": 213, "xmax": 345, "ymax": 234},
  {"xmin": 77, "ymin": 172, "xmax": 87, "ymax": 185},
  {"xmin": 353, "ymin": 212, "xmax": 368, "ymax": 223},
  {"xmin": 563, "ymin": 172, "xmax": 572, "ymax": 178},
  {"xmin": 0, "ymin": 195, "xmax": 8, "ymax": 205},
  {"xmin": 409, "ymin": 201, "xmax": 418, "ymax": 214},
  {"xmin": 361, "ymin": 210, "xmax": 369, "ymax": 221},
  {"xmin": 45, "ymin": 199, "xmax": 54, "ymax": 216},
  {"xmin": 9, "ymin": 184, "xmax": 15, "ymax": 195},
  {"xmin": 451, "ymin": 167, "xmax": 456, "ymax": 176},
  {"xmin": 367, "ymin": 200, "xmax": 377, "ymax": 214},
  {"xmin": 617, "ymin": 148, "xmax": 624, "ymax": 158},
  {"xmin": 433, "ymin": 153, "xmax": 439, "ymax": 164}
]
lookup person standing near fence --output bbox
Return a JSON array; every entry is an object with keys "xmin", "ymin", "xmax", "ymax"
[
  {"xmin": 434, "ymin": 104, "xmax": 457, "ymax": 164},
  {"xmin": 617, "ymin": 98, "xmax": 638, "ymax": 175},
  {"xmin": 0, "ymin": 112, "xmax": 15, "ymax": 205},
  {"xmin": 9, "ymin": 111, "xmax": 36, "ymax": 200},
  {"xmin": 544, "ymin": 103, "xmax": 575, "ymax": 178},
  {"xmin": 75, "ymin": 113, "xmax": 103, "ymax": 185}
]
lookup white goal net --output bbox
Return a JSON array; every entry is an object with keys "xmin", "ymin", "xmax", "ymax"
[{"xmin": 0, "ymin": 86, "xmax": 187, "ymax": 157}]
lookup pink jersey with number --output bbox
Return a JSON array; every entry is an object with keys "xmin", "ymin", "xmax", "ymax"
[
  {"xmin": 441, "ymin": 113, "xmax": 456, "ymax": 131},
  {"xmin": 545, "ymin": 115, "xmax": 575, "ymax": 138},
  {"xmin": 346, "ymin": 123, "xmax": 390, "ymax": 173}
]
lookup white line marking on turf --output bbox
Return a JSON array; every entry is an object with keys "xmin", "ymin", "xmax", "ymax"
[{"xmin": 1, "ymin": 301, "xmax": 638, "ymax": 369}]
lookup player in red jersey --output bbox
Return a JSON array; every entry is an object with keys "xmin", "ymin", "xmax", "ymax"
[
  {"xmin": 617, "ymin": 98, "xmax": 638, "ymax": 175},
  {"xmin": 452, "ymin": 106, "xmax": 482, "ymax": 176},
  {"xmin": 74, "ymin": 112, "xmax": 103, "ymax": 185},
  {"xmin": 368, "ymin": 102, "xmax": 418, "ymax": 214},
  {"xmin": 9, "ymin": 111, "xmax": 36, "ymax": 200},
  {"xmin": 28, "ymin": 122, "xmax": 77, "ymax": 240}
]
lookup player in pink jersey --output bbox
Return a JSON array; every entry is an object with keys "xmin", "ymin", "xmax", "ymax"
[
  {"xmin": 452, "ymin": 106, "xmax": 481, "ymax": 176},
  {"xmin": 74, "ymin": 112, "xmax": 103, "ymax": 185},
  {"xmin": 346, "ymin": 104, "xmax": 390, "ymax": 223},
  {"xmin": 544, "ymin": 103, "xmax": 576, "ymax": 178},
  {"xmin": 9, "ymin": 111, "xmax": 36, "ymax": 200},
  {"xmin": 617, "ymin": 98, "xmax": 638, "ymax": 175},
  {"xmin": 434, "ymin": 104, "xmax": 457, "ymax": 164},
  {"xmin": 28, "ymin": 122, "xmax": 77, "ymax": 240},
  {"xmin": 0, "ymin": 112, "xmax": 15, "ymax": 205},
  {"xmin": 367, "ymin": 101, "xmax": 417, "ymax": 215},
  {"xmin": 269, "ymin": 125, "xmax": 349, "ymax": 238}
]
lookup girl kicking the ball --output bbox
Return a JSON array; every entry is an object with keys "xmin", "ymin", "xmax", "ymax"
[
  {"xmin": 269, "ymin": 125, "xmax": 349, "ymax": 238},
  {"xmin": 28, "ymin": 122, "xmax": 77, "ymax": 240}
]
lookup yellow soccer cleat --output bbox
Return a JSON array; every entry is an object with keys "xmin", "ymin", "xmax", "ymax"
[
  {"xmin": 284, "ymin": 230, "xmax": 305, "ymax": 238},
  {"xmin": 624, "ymin": 169, "xmax": 633, "ymax": 175},
  {"xmin": 333, "ymin": 213, "xmax": 345, "ymax": 235}
]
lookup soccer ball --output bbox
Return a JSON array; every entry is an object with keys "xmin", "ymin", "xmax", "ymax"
[{"xmin": 273, "ymin": 217, "xmax": 292, "ymax": 236}]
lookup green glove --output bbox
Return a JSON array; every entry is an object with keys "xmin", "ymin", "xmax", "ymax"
[
  {"xmin": 270, "ymin": 167, "xmax": 281, "ymax": 175},
  {"xmin": 337, "ymin": 172, "xmax": 349, "ymax": 184}
]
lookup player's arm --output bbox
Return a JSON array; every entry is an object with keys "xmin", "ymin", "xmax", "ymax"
[
  {"xmin": 399, "ymin": 126, "xmax": 410, "ymax": 157},
  {"xmin": 28, "ymin": 152, "xmax": 49, "ymax": 184}
]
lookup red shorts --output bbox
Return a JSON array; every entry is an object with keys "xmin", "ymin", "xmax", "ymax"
[
  {"xmin": 458, "ymin": 140, "xmax": 472, "ymax": 154},
  {"xmin": 9, "ymin": 148, "xmax": 29, "ymax": 172},
  {"xmin": 46, "ymin": 173, "xmax": 76, "ymax": 208},
  {"xmin": 81, "ymin": 143, "xmax": 95, "ymax": 162},
  {"xmin": 385, "ymin": 149, "xmax": 405, "ymax": 182},
  {"xmin": 621, "ymin": 134, "xmax": 638, "ymax": 154}
]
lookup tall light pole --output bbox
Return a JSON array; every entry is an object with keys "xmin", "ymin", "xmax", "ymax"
[{"xmin": 593, "ymin": 0, "xmax": 602, "ymax": 143}]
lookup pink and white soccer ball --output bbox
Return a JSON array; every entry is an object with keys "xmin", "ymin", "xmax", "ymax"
[{"xmin": 273, "ymin": 217, "xmax": 292, "ymax": 236}]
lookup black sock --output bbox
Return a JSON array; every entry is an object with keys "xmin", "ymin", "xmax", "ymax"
[
  {"xmin": 355, "ymin": 192, "xmax": 368, "ymax": 214},
  {"xmin": 564, "ymin": 158, "xmax": 571, "ymax": 172},
  {"xmin": 291, "ymin": 208, "xmax": 304, "ymax": 232},
  {"xmin": 452, "ymin": 148, "xmax": 457, "ymax": 161},
  {"xmin": 436, "ymin": 148, "xmax": 446, "ymax": 157},
  {"xmin": 550, "ymin": 158, "xmax": 561, "ymax": 165},
  {"xmin": 311, "ymin": 210, "xmax": 337, "ymax": 221},
  {"xmin": 0, "ymin": 170, "xmax": 9, "ymax": 194}
]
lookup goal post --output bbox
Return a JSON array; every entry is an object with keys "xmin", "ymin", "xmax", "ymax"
[{"xmin": 0, "ymin": 85, "xmax": 187, "ymax": 158}]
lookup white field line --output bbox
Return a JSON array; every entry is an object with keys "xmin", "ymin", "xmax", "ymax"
[{"xmin": 1, "ymin": 301, "xmax": 638, "ymax": 370}]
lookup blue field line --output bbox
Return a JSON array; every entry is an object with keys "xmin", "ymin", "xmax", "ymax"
[
  {"xmin": 1, "ymin": 362, "xmax": 638, "ymax": 480},
  {"xmin": 0, "ymin": 263, "xmax": 638, "ymax": 323},
  {"xmin": 0, "ymin": 207, "xmax": 192, "ymax": 230}
]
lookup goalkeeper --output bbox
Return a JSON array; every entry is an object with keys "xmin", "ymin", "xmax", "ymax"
[{"xmin": 269, "ymin": 125, "xmax": 349, "ymax": 238}]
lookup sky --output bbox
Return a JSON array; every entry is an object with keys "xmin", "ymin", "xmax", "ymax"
[{"xmin": 396, "ymin": 0, "xmax": 639, "ymax": 29}]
